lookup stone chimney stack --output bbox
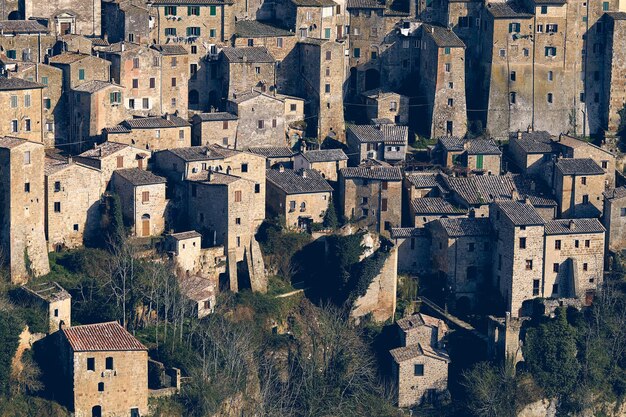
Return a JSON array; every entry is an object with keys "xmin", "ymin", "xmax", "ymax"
[
  {"xmin": 569, "ymin": 219, "xmax": 576, "ymax": 230},
  {"xmin": 517, "ymin": 130, "xmax": 522, "ymax": 141},
  {"xmin": 301, "ymin": 170, "xmax": 307, "ymax": 178},
  {"xmin": 279, "ymin": 164, "xmax": 285, "ymax": 173}
]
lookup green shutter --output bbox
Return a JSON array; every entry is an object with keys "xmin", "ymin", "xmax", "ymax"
[
  {"xmin": 476, "ymin": 154, "xmax": 483, "ymax": 169},
  {"xmin": 110, "ymin": 92, "xmax": 115, "ymax": 103},
  {"xmin": 210, "ymin": 5, "xmax": 216, "ymax": 15},
  {"xmin": 444, "ymin": 47, "xmax": 450, "ymax": 54},
  {"xmin": 186, "ymin": 27, "xmax": 191, "ymax": 36},
  {"xmin": 79, "ymin": 69, "xmax": 85, "ymax": 80}
]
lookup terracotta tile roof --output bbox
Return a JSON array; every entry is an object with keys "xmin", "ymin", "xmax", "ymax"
[
  {"xmin": 411, "ymin": 197, "xmax": 466, "ymax": 215},
  {"xmin": 235, "ymin": 20, "xmax": 294, "ymax": 37},
  {"xmin": 444, "ymin": 174, "xmax": 517, "ymax": 206},
  {"xmin": 48, "ymin": 52, "xmax": 93, "ymax": 65},
  {"xmin": 464, "ymin": 139, "xmax": 501, "ymax": 155},
  {"xmin": 422, "ymin": 24, "xmax": 465, "ymax": 48},
  {"xmin": 397, "ymin": 313, "xmax": 443, "ymax": 331},
  {"xmin": 604, "ymin": 186, "xmax": 626, "ymax": 200},
  {"xmin": 544, "ymin": 218, "xmax": 605, "ymax": 235},
  {"xmin": 151, "ymin": 0, "xmax": 233, "ymax": 4},
  {"xmin": 302, "ymin": 149, "xmax": 348, "ymax": 162},
  {"xmin": 437, "ymin": 136, "xmax": 464, "ymax": 152},
  {"xmin": 495, "ymin": 201, "xmax": 545, "ymax": 226},
  {"xmin": 0, "ymin": 76, "xmax": 43, "ymax": 90},
  {"xmin": 555, "ymin": 158, "xmax": 605, "ymax": 176},
  {"xmin": 193, "ymin": 112, "xmax": 238, "ymax": 122},
  {"xmin": 390, "ymin": 227, "xmax": 427, "ymax": 239},
  {"xmin": 434, "ymin": 217, "xmax": 491, "ymax": 237},
  {"xmin": 221, "ymin": 47, "xmax": 275, "ymax": 63},
  {"xmin": 113, "ymin": 168, "xmax": 166, "ymax": 186},
  {"xmin": 247, "ymin": 146, "xmax": 295, "ymax": 158},
  {"xmin": 0, "ymin": 20, "xmax": 49, "ymax": 34},
  {"xmin": 62, "ymin": 322, "xmax": 147, "ymax": 352},
  {"xmin": 341, "ymin": 166, "xmax": 402, "ymax": 181},
  {"xmin": 266, "ymin": 168, "xmax": 333, "ymax": 194},
  {"xmin": 406, "ymin": 173, "xmax": 440, "ymax": 188},
  {"xmin": 180, "ymin": 276, "xmax": 215, "ymax": 302},
  {"xmin": 0, "ymin": 136, "xmax": 30, "ymax": 148},
  {"xmin": 606, "ymin": 11, "xmax": 626, "ymax": 20}
]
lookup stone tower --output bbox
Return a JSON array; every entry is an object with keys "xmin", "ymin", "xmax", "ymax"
[{"xmin": 0, "ymin": 137, "xmax": 50, "ymax": 283}]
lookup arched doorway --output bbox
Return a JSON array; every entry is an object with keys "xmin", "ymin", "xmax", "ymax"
[
  {"xmin": 188, "ymin": 89, "xmax": 199, "ymax": 106},
  {"xmin": 92, "ymin": 405, "xmax": 102, "ymax": 417},
  {"xmin": 141, "ymin": 214, "xmax": 150, "ymax": 237},
  {"xmin": 364, "ymin": 68, "xmax": 380, "ymax": 91},
  {"xmin": 7, "ymin": 11, "xmax": 20, "ymax": 20}
]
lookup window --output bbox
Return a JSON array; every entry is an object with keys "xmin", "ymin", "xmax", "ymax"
[
  {"xmin": 10, "ymin": 95, "xmax": 17, "ymax": 108},
  {"xmin": 585, "ymin": 239, "xmax": 590, "ymax": 248},
  {"xmin": 519, "ymin": 237, "xmax": 526, "ymax": 249},
  {"xmin": 381, "ymin": 198, "xmax": 388, "ymax": 212},
  {"xmin": 110, "ymin": 91, "xmax": 122, "ymax": 104},
  {"xmin": 371, "ymin": 51, "xmax": 377, "ymax": 60},
  {"xmin": 24, "ymin": 119, "xmax": 31, "ymax": 132},
  {"xmin": 179, "ymin": 129, "xmax": 184, "ymax": 140},
  {"xmin": 541, "ymin": 5, "xmax": 548, "ymax": 13},
  {"xmin": 6, "ymin": 50, "xmax": 15, "ymax": 59},
  {"xmin": 129, "ymin": 98, "xmax": 136, "ymax": 109},
  {"xmin": 171, "ymin": 57, "xmax": 177, "ymax": 67},
  {"xmin": 580, "ymin": 176, "xmax": 587, "ymax": 185},
  {"xmin": 143, "ymin": 98, "xmax": 149, "ymax": 109},
  {"xmin": 444, "ymin": 63, "xmax": 451, "ymax": 72},
  {"xmin": 548, "ymin": 71, "xmax": 553, "ymax": 81},
  {"xmin": 24, "ymin": 94, "xmax": 31, "ymax": 107},
  {"xmin": 575, "ymin": 240, "xmax": 580, "ymax": 248},
  {"xmin": 165, "ymin": 28, "xmax": 176, "ymax": 36},
  {"xmin": 186, "ymin": 27, "xmax": 201, "ymax": 36},
  {"xmin": 171, "ymin": 77, "xmax": 177, "ymax": 87},
  {"xmin": 546, "ymin": 24, "xmax": 558, "ymax": 33},
  {"xmin": 553, "ymin": 263, "xmax": 559, "ymax": 273},
  {"xmin": 582, "ymin": 195, "xmax": 589, "ymax": 204},
  {"xmin": 555, "ymin": 239, "xmax": 561, "ymax": 250},
  {"xmin": 583, "ymin": 263, "xmax": 588, "ymax": 271},
  {"xmin": 602, "ymin": 161, "xmax": 608, "ymax": 169},
  {"xmin": 54, "ymin": 202, "xmax": 61, "ymax": 213},
  {"xmin": 24, "ymin": 182, "xmax": 30, "ymax": 193},
  {"xmin": 324, "ymin": 83, "xmax": 331, "ymax": 94},
  {"xmin": 510, "ymin": 71, "xmax": 516, "ymax": 81},
  {"xmin": 523, "ymin": 48, "xmax": 529, "ymax": 57},
  {"xmin": 414, "ymin": 364, "xmax": 424, "ymax": 376},
  {"xmin": 241, "ymin": 163, "xmax": 248, "ymax": 172},
  {"xmin": 235, "ymin": 217, "xmax": 241, "ymax": 225},
  {"xmin": 255, "ymin": 184, "xmax": 260, "ymax": 193},
  {"xmin": 78, "ymin": 68, "xmax": 85, "ymax": 80},
  {"xmin": 289, "ymin": 200, "xmax": 296, "ymax": 211},
  {"xmin": 552, "ymin": 283, "xmax": 559, "ymax": 295},
  {"xmin": 87, "ymin": 357, "xmax": 95, "ymax": 371},
  {"xmin": 132, "ymin": 78, "xmax": 139, "ymax": 89},
  {"xmin": 526, "ymin": 259, "xmax": 533, "ymax": 270},
  {"xmin": 155, "ymin": 129, "xmax": 161, "ymax": 138},
  {"xmin": 117, "ymin": 156, "xmax": 124, "ymax": 168},
  {"xmin": 509, "ymin": 22, "xmax": 521, "ymax": 33},
  {"xmin": 164, "ymin": 6, "xmax": 177, "ymax": 15},
  {"xmin": 533, "ymin": 279, "xmax": 540, "ymax": 296},
  {"xmin": 209, "ymin": 28, "xmax": 216, "ymax": 38},
  {"xmin": 54, "ymin": 181, "xmax": 61, "ymax": 192},
  {"xmin": 44, "ymin": 98, "xmax": 51, "ymax": 109},
  {"xmin": 510, "ymin": 92, "xmax": 516, "ymax": 104},
  {"xmin": 537, "ymin": 24, "xmax": 543, "ymax": 33},
  {"xmin": 545, "ymin": 47, "xmax": 557, "ymax": 57},
  {"xmin": 73, "ymin": 224, "xmax": 79, "ymax": 231},
  {"xmin": 24, "ymin": 151, "xmax": 31, "ymax": 166},
  {"xmin": 353, "ymin": 27, "xmax": 360, "ymax": 36},
  {"xmin": 191, "ymin": 45, "xmax": 197, "ymax": 54},
  {"xmin": 621, "ymin": 208, "xmax": 626, "ymax": 217},
  {"xmin": 603, "ymin": 1, "xmax": 609, "ymax": 10},
  {"xmin": 98, "ymin": 382, "xmax": 104, "ymax": 392},
  {"xmin": 324, "ymin": 27, "xmax": 331, "ymax": 38},
  {"xmin": 133, "ymin": 58, "xmax": 140, "ymax": 69},
  {"xmin": 142, "ymin": 191, "xmax": 150, "ymax": 203},
  {"xmin": 257, "ymin": 120, "xmax": 264, "ymax": 129},
  {"xmin": 353, "ymin": 48, "xmax": 360, "ymax": 58},
  {"xmin": 210, "ymin": 5, "xmax": 217, "ymax": 15},
  {"xmin": 171, "ymin": 98, "xmax": 177, "ymax": 107},
  {"xmin": 54, "ymin": 309, "xmax": 59, "ymax": 317},
  {"xmin": 290, "ymin": 103, "xmax": 297, "ymax": 112},
  {"xmin": 547, "ymin": 93, "xmax": 553, "ymax": 103},
  {"xmin": 580, "ymin": 92, "xmax": 585, "ymax": 102},
  {"xmin": 277, "ymin": 37, "xmax": 283, "ymax": 48},
  {"xmin": 188, "ymin": 5, "xmax": 200, "ymax": 15},
  {"xmin": 444, "ymin": 47, "xmax": 451, "ymax": 55},
  {"xmin": 382, "ymin": 181, "xmax": 388, "ymax": 190},
  {"xmin": 234, "ymin": 190, "xmax": 242, "ymax": 202},
  {"xmin": 271, "ymin": 119, "xmax": 277, "ymax": 128},
  {"xmin": 105, "ymin": 357, "xmax": 114, "ymax": 370}
]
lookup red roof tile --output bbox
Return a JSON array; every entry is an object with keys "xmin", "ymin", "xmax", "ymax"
[{"xmin": 62, "ymin": 322, "xmax": 147, "ymax": 352}]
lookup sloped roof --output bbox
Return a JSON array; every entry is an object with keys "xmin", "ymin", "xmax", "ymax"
[
  {"xmin": 397, "ymin": 313, "xmax": 444, "ymax": 331},
  {"xmin": 62, "ymin": 322, "xmax": 147, "ymax": 352},
  {"xmin": 444, "ymin": 175, "xmax": 517, "ymax": 205},
  {"xmin": 347, "ymin": 124, "xmax": 408, "ymax": 145},
  {"xmin": 390, "ymin": 343, "xmax": 450, "ymax": 363},
  {"xmin": 347, "ymin": 0, "xmax": 385, "ymax": 8},
  {"xmin": 266, "ymin": 168, "xmax": 333, "ymax": 194},
  {"xmin": 389, "ymin": 227, "xmax": 428, "ymax": 239},
  {"xmin": 79, "ymin": 141, "xmax": 130, "ymax": 159},
  {"xmin": 48, "ymin": 52, "xmax": 94, "ymax": 65},
  {"xmin": 167, "ymin": 145, "xmax": 240, "ymax": 162},
  {"xmin": 292, "ymin": 0, "xmax": 337, "ymax": 6},
  {"xmin": 486, "ymin": 2, "xmax": 533, "ymax": 18},
  {"xmin": 73, "ymin": 80, "xmax": 119, "ymax": 93},
  {"xmin": 406, "ymin": 173, "xmax": 442, "ymax": 188},
  {"xmin": 113, "ymin": 168, "xmax": 166, "ymax": 186},
  {"xmin": 464, "ymin": 139, "xmax": 501, "ymax": 155},
  {"xmin": 0, "ymin": 136, "xmax": 30, "ymax": 149},
  {"xmin": 422, "ymin": 24, "xmax": 465, "ymax": 48},
  {"xmin": 604, "ymin": 186, "xmax": 626, "ymax": 200},
  {"xmin": 151, "ymin": 0, "xmax": 233, "ymax": 4},
  {"xmin": 544, "ymin": 218, "xmax": 605, "ymax": 235},
  {"xmin": 437, "ymin": 136, "xmax": 464, "ymax": 152},
  {"xmin": 511, "ymin": 131, "xmax": 554, "ymax": 154},
  {"xmin": 555, "ymin": 158, "xmax": 604, "ymax": 176},
  {"xmin": 0, "ymin": 76, "xmax": 43, "ymax": 90},
  {"xmin": 122, "ymin": 115, "xmax": 190, "ymax": 129},
  {"xmin": 221, "ymin": 47, "xmax": 275, "ymax": 63},
  {"xmin": 235, "ymin": 20, "xmax": 294, "ymax": 37},
  {"xmin": 434, "ymin": 217, "xmax": 492, "ymax": 237},
  {"xmin": 302, "ymin": 149, "xmax": 348, "ymax": 162},
  {"xmin": 22, "ymin": 281, "xmax": 70, "ymax": 302},
  {"xmin": 495, "ymin": 201, "xmax": 545, "ymax": 226},
  {"xmin": 340, "ymin": 166, "xmax": 403, "ymax": 180},
  {"xmin": 410, "ymin": 197, "xmax": 465, "ymax": 215},
  {"xmin": 193, "ymin": 112, "xmax": 238, "ymax": 122},
  {"xmin": 169, "ymin": 231, "xmax": 202, "ymax": 240},
  {"xmin": 151, "ymin": 44, "xmax": 188, "ymax": 55},
  {"xmin": 247, "ymin": 146, "xmax": 295, "ymax": 158},
  {"xmin": 0, "ymin": 20, "xmax": 49, "ymax": 34}
]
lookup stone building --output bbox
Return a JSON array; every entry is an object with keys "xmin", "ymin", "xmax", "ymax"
[
  {"xmin": 49, "ymin": 53, "xmax": 111, "ymax": 90},
  {"xmin": 553, "ymin": 134, "xmax": 616, "ymax": 189},
  {"xmin": 298, "ymin": 38, "xmax": 346, "ymax": 142},
  {"xmin": 179, "ymin": 275, "xmax": 216, "ymax": 318},
  {"xmin": 277, "ymin": 0, "xmax": 345, "ymax": 40},
  {"xmin": 233, "ymin": 20, "xmax": 298, "ymax": 92},
  {"xmin": 0, "ymin": 20, "xmax": 55, "ymax": 63},
  {"xmin": 0, "ymin": 137, "xmax": 49, "ymax": 283},
  {"xmin": 293, "ymin": 148, "xmax": 348, "ymax": 182},
  {"xmin": 390, "ymin": 227, "xmax": 431, "ymax": 274},
  {"xmin": 248, "ymin": 146, "xmax": 295, "ymax": 169},
  {"xmin": 22, "ymin": 0, "xmax": 102, "ymax": 36},
  {"xmin": 74, "ymin": 141, "xmax": 151, "ymax": 194},
  {"xmin": 487, "ymin": 314, "xmax": 527, "ymax": 364},
  {"xmin": 58, "ymin": 322, "xmax": 148, "ymax": 417},
  {"xmin": 100, "ymin": 42, "xmax": 190, "ymax": 119},
  {"xmin": 3, "ymin": 62, "xmax": 65, "ymax": 147},
  {"xmin": 553, "ymin": 158, "xmax": 605, "ymax": 218},
  {"xmin": 165, "ymin": 231, "xmax": 203, "ymax": 273},
  {"xmin": 346, "ymin": 124, "xmax": 408, "ymax": 165},
  {"xmin": 491, "ymin": 201, "xmax": 546, "ymax": 317},
  {"xmin": 266, "ymin": 167, "xmax": 333, "ymax": 229},
  {"xmin": 190, "ymin": 112, "xmax": 238, "ymax": 147},
  {"xmin": 111, "ymin": 168, "xmax": 168, "ymax": 237},
  {"xmin": 507, "ymin": 131, "xmax": 554, "ymax": 175},
  {"xmin": 603, "ymin": 187, "xmax": 626, "ymax": 253},
  {"xmin": 57, "ymin": 34, "xmax": 101, "ymax": 55},
  {"xmin": 362, "ymin": 88, "xmax": 409, "ymax": 125},
  {"xmin": 71, "ymin": 81, "xmax": 128, "ymax": 148},
  {"xmin": 220, "ymin": 47, "xmax": 276, "ymax": 98},
  {"xmin": 105, "ymin": 115, "xmax": 192, "ymax": 151},
  {"xmin": 0, "ymin": 77, "xmax": 43, "ymax": 143},
  {"xmin": 543, "ymin": 218, "xmax": 605, "ymax": 301},
  {"xmin": 602, "ymin": 12, "xmax": 626, "ymax": 135},
  {"xmin": 101, "ymin": 1, "xmax": 151, "ymax": 44},
  {"xmin": 404, "ymin": 171, "xmax": 445, "ymax": 201},
  {"xmin": 44, "ymin": 156, "xmax": 102, "ymax": 251},
  {"xmin": 410, "ymin": 197, "xmax": 466, "ymax": 227},
  {"xmin": 163, "ymin": 231, "xmax": 227, "ymax": 281},
  {"xmin": 429, "ymin": 217, "xmax": 492, "ymax": 309},
  {"xmin": 339, "ymin": 165, "xmax": 403, "ymax": 236},
  {"xmin": 226, "ymin": 91, "xmax": 287, "ymax": 148},
  {"xmin": 434, "ymin": 136, "xmax": 501, "ymax": 174},
  {"xmin": 443, "ymin": 174, "xmax": 517, "ymax": 217},
  {"xmin": 390, "ymin": 312, "xmax": 450, "ymax": 408},
  {"xmin": 20, "ymin": 281, "xmax": 71, "ymax": 333},
  {"xmin": 419, "ymin": 24, "xmax": 466, "ymax": 138}
]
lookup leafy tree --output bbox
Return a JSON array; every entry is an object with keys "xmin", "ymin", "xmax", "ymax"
[
  {"xmin": 105, "ymin": 193, "xmax": 126, "ymax": 250},
  {"xmin": 523, "ymin": 307, "xmax": 580, "ymax": 399},
  {"xmin": 0, "ymin": 309, "xmax": 21, "ymax": 396}
]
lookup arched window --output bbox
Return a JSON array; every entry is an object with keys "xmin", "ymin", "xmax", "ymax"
[{"xmin": 189, "ymin": 89, "xmax": 199, "ymax": 105}]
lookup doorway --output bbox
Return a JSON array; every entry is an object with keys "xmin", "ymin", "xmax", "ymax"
[{"xmin": 141, "ymin": 214, "xmax": 150, "ymax": 237}]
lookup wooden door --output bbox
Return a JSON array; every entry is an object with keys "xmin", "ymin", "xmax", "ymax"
[
  {"xmin": 142, "ymin": 218, "xmax": 150, "ymax": 237},
  {"xmin": 60, "ymin": 23, "xmax": 71, "ymax": 35}
]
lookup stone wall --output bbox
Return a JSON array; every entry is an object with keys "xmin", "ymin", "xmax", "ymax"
[
  {"xmin": 192, "ymin": 118, "xmax": 238, "ymax": 147},
  {"xmin": 111, "ymin": 176, "xmax": 167, "ymax": 237},
  {"xmin": 228, "ymin": 94, "xmax": 286, "ymax": 148},
  {"xmin": 0, "ymin": 87, "xmax": 43, "ymax": 143},
  {"xmin": 555, "ymin": 171, "xmax": 604, "ymax": 218},
  {"xmin": 107, "ymin": 125, "xmax": 191, "ymax": 152},
  {"xmin": 23, "ymin": 0, "xmax": 102, "ymax": 36},
  {"xmin": 393, "ymin": 354, "xmax": 448, "ymax": 408}
]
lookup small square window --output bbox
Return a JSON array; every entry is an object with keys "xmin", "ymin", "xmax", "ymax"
[
  {"xmin": 24, "ymin": 182, "xmax": 30, "ymax": 193},
  {"xmin": 87, "ymin": 357, "xmax": 95, "ymax": 371},
  {"xmin": 236, "ymin": 217, "xmax": 241, "ymax": 225},
  {"xmin": 73, "ymin": 224, "xmax": 79, "ymax": 231},
  {"xmin": 54, "ymin": 202, "xmax": 61, "ymax": 213},
  {"xmin": 414, "ymin": 364, "xmax": 424, "ymax": 376},
  {"xmin": 105, "ymin": 357, "xmax": 114, "ymax": 370},
  {"xmin": 526, "ymin": 259, "xmax": 533, "ymax": 270}
]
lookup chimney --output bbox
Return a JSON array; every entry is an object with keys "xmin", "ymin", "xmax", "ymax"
[
  {"xmin": 301, "ymin": 170, "xmax": 307, "ymax": 178},
  {"xmin": 67, "ymin": 156, "xmax": 73, "ymax": 164},
  {"xmin": 207, "ymin": 169, "xmax": 212, "ymax": 181},
  {"xmin": 121, "ymin": 42, "xmax": 125, "ymax": 52},
  {"xmin": 242, "ymin": 54, "xmax": 247, "ymax": 62},
  {"xmin": 568, "ymin": 219, "xmax": 576, "ymax": 230},
  {"xmin": 279, "ymin": 164, "xmax": 285, "ymax": 173},
  {"xmin": 205, "ymin": 148, "xmax": 210, "ymax": 157},
  {"xmin": 517, "ymin": 130, "xmax": 522, "ymax": 141},
  {"xmin": 431, "ymin": 27, "xmax": 434, "ymax": 34}
]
